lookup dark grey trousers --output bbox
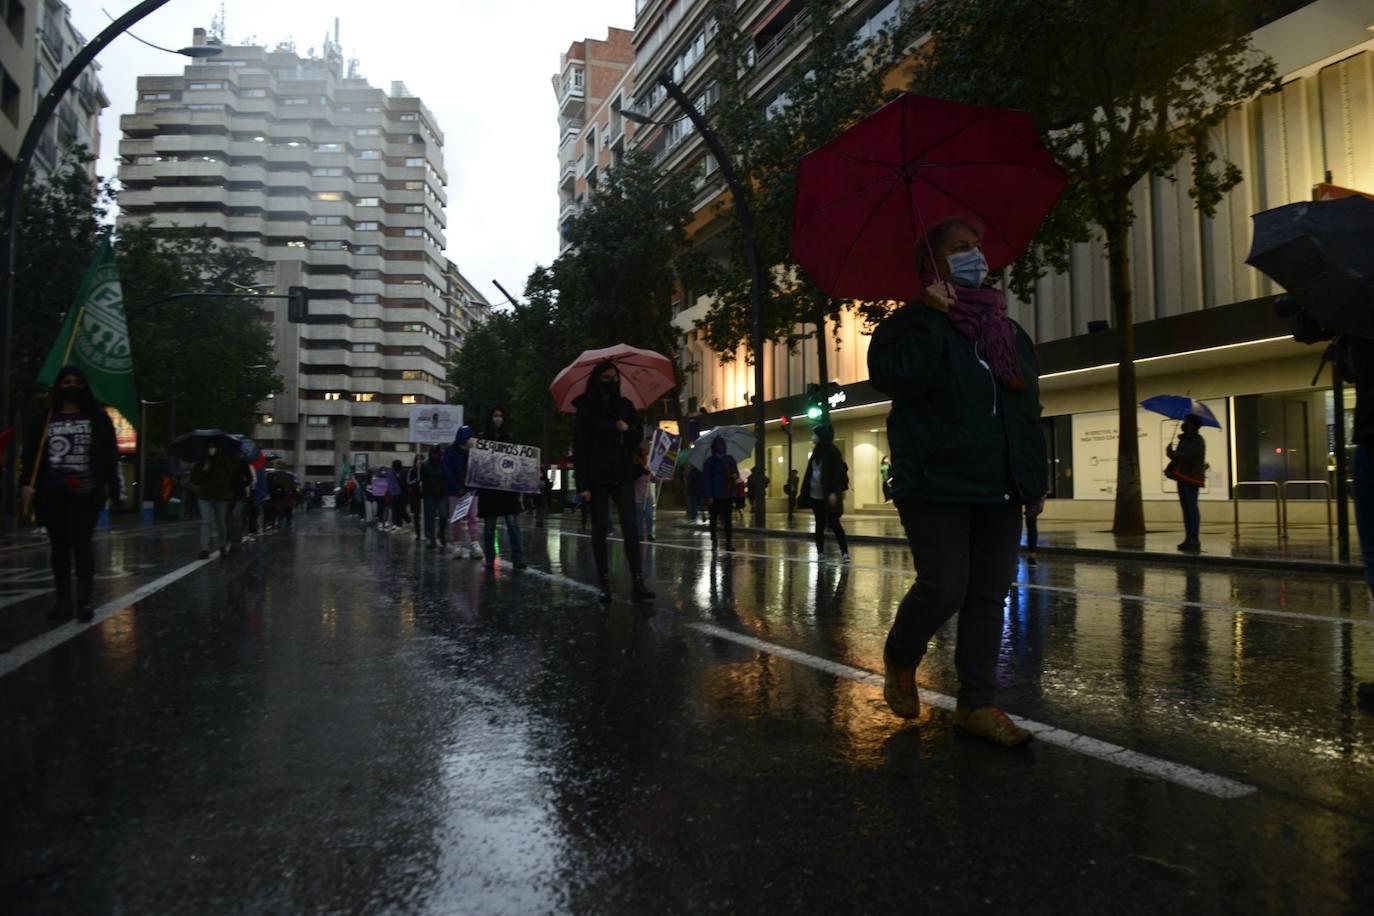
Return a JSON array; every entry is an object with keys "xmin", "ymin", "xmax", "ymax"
[{"xmin": 885, "ymin": 499, "xmax": 1021, "ymax": 708}]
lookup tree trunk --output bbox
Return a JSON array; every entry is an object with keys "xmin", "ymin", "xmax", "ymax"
[
  {"xmin": 1107, "ymin": 212, "xmax": 1145, "ymax": 536},
  {"xmin": 814, "ymin": 292, "xmax": 830, "ymax": 420}
]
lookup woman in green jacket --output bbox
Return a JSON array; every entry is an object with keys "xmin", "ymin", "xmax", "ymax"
[{"xmin": 867, "ymin": 216, "xmax": 1049, "ymax": 746}]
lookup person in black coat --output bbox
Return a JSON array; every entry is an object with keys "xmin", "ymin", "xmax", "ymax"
[
  {"xmin": 418, "ymin": 446, "xmax": 449, "ymax": 548},
  {"xmin": 475, "ymin": 406, "xmax": 527, "ymax": 570},
  {"xmin": 795, "ymin": 423, "xmax": 850, "ymax": 561},
  {"xmin": 19, "ymin": 365, "xmax": 120, "ymax": 622},
  {"xmin": 573, "ymin": 360, "xmax": 655, "ymax": 602}
]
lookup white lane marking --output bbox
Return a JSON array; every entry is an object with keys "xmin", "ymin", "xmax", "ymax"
[
  {"xmin": 499, "ymin": 554, "xmax": 1258, "ymax": 801},
  {"xmin": 0, "ymin": 554, "xmax": 221, "ymax": 679},
  {"xmin": 568, "ymin": 530, "xmax": 1371, "ymax": 628},
  {"xmin": 688, "ymin": 621, "xmax": 1258, "ymax": 801}
]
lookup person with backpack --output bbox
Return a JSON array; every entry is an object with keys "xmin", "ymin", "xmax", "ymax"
[{"xmin": 796, "ymin": 423, "xmax": 850, "ymax": 563}]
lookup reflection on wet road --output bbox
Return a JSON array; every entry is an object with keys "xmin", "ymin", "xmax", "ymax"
[{"xmin": 2, "ymin": 513, "xmax": 1371, "ymax": 913}]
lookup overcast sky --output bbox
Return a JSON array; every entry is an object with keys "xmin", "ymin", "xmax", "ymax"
[{"xmin": 67, "ymin": 0, "xmax": 633, "ymax": 307}]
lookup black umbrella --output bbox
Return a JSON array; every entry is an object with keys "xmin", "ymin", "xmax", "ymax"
[
  {"xmin": 1246, "ymin": 196, "xmax": 1374, "ymax": 337},
  {"xmin": 168, "ymin": 428, "xmax": 242, "ymax": 463}
]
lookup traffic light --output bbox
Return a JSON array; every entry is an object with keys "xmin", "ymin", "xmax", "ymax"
[
  {"xmin": 287, "ymin": 286, "xmax": 309, "ymax": 323},
  {"xmin": 779, "ymin": 414, "xmax": 791, "ymax": 430},
  {"xmin": 805, "ymin": 383, "xmax": 824, "ymax": 420}
]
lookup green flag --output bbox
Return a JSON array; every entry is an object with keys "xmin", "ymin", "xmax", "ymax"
[
  {"xmin": 338, "ymin": 458, "xmax": 353, "ymax": 488},
  {"xmin": 37, "ymin": 234, "xmax": 139, "ymax": 427}
]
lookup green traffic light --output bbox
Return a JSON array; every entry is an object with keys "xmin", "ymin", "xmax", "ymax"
[{"xmin": 806, "ymin": 405, "xmax": 823, "ymax": 420}]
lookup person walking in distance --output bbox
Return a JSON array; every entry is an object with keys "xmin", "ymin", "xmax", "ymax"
[
  {"xmin": 189, "ymin": 439, "xmax": 238, "ymax": 560},
  {"xmin": 796, "ymin": 423, "xmax": 851, "ymax": 563},
  {"xmin": 407, "ymin": 455, "xmax": 424, "ymax": 540},
  {"xmin": 702, "ymin": 437, "xmax": 738, "ymax": 552},
  {"xmin": 443, "ymin": 425, "xmax": 482, "ymax": 559},
  {"xmin": 475, "ymin": 406, "xmax": 527, "ymax": 570},
  {"xmin": 633, "ymin": 448, "xmax": 656, "ymax": 543},
  {"xmin": 868, "ymin": 216, "xmax": 1049, "ymax": 746},
  {"xmin": 1166, "ymin": 414, "xmax": 1207, "ymax": 553},
  {"xmin": 19, "ymin": 365, "xmax": 120, "ymax": 622},
  {"xmin": 419, "ymin": 446, "xmax": 449, "ymax": 549},
  {"xmin": 574, "ymin": 361, "xmax": 655, "ymax": 603}
]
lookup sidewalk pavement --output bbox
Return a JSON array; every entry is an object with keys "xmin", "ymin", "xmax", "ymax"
[{"xmin": 675, "ymin": 509, "xmax": 1367, "ymax": 577}]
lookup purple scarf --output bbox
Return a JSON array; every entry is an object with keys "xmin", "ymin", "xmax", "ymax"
[{"xmin": 923, "ymin": 278, "xmax": 1022, "ymax": 386}]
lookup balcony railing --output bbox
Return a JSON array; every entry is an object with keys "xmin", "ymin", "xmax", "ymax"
[
  {"xmin": 40, "ymin": 22, "xmax": 65, "ymax": 62},
  {"xmin": 754, "ymin": 7, "xmax": 812, "ymax": 71}
]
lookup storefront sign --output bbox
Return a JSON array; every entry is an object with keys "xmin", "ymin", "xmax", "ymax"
[
  {"xmin": 828, "ymin": 389, "xmax": 847, "ymax": 408},
  {"xmin": 647, "ymin": 429, "xmax": 681, "ymax": 480},
  {"xmin": 107, "ymin": 407, "xmax": 136, "ymax": 455},
  {"xmin": 465, "ymin": 439, "xmax": 541, "ymax": 493},
  {"xmin": 408, "ymin": 405, "xmax": 465, "ymax": 444},
  {"xmin": 1071, "ymin": 399, "xmax": 1228, "ymax": 500}
]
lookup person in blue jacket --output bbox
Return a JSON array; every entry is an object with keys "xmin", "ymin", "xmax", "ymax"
[{"xmin": 701, "ymin": 437, "xmax": 738, "ymax": 552}]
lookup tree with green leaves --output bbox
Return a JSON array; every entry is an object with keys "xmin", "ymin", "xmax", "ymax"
[
  {"xmin": 695, "ymin": 0, "xmax": 919, "ymax": 407},
  {"xmin": 8, "ymin": 148, "xmax": 280, "ymax": 448},
  {"xmin": 117, "ymin": 221, "xmax": 282, "ymax": 446},
  {"xmin": 914, "ymin": 0, "xmax": 1277, "ymax": 534},
  {"xmin": 450, "ymin": 152, "xmax": 703, "ymax": 458}
]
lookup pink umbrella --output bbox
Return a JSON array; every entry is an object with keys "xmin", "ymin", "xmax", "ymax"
[{"xmin": 549, "ymin": 344, "xmax": 676, "ymax": 413}]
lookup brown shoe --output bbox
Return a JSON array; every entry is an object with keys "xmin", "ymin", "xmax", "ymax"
[
  {"xmin": 883, "ymin": 654, "xmax": 921, "ymax": 719},
  {"xmin": 953, "ymin": 704, "xmax": 1033, "ymax": 746}
]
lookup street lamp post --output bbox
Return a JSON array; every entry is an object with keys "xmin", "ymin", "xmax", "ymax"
[
  {"xmin": 0, "ymin": 0, "xmax": 221, "ymax": 516},
  {"xmin": 626, "ymin": 71, "xmax": 769, "ymax": 527}
]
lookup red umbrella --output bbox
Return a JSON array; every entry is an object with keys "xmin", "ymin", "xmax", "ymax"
[
  {"xmin": 790, "ymin": 93, "xmax": 1067, "ymax": 301},
  {"xmin": 549, "ymin": 344, "xmax": 676, "ymax": 414}
]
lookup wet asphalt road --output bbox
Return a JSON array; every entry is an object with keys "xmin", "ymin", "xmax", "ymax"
[{"xmin": 1, "ymin": 511, "xmax": 1372, "ymax": 914}]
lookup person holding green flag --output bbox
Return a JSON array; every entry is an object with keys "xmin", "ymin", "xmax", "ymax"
[
  {"xmin": 20, "ymin": 366, "xmax": 120, "ymax": 622},
  {"xmin": 19, "ymin": 232, "xmax": 137, "ymax": 623}
]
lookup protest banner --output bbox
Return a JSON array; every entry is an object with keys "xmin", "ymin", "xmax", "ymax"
[
  {"xmin": 409, "ymin": 405, "xmax": 465, "ymax": 444},
  {"xmin": 647, "ymin": 428, "xmax": 680, "ymax": 480},
  {"xmin": 465, "ymin": 438, "xmax": 542, "ymax": 493}
]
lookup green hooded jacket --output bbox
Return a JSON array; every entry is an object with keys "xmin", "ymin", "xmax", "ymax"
[{"xmin": 867, "ymin": 303, "xmax": 1049, "ymax": 506}]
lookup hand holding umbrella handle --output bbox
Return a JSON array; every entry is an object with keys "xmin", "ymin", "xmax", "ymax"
[{"xmin": 924, "ymin": 281, "xmax": 955, "ymax": 313}]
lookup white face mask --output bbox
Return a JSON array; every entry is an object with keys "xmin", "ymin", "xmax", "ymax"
[
  {"xmin": 946, "ymin": 247, "xmax": 989, "ymax": 288},
  {"xmin": 492, "ymin": 416, "xmax": 504, "ymax": 428},
  {"xmin": 207, "ymin": 446, "xmax": 217, "ymax": 456}
]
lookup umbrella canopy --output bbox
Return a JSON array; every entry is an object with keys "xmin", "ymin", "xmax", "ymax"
[
  {"xmin": 1141, "ymin": 395, "xmax": 1221, "ymax": 429},
  {"xmin": 686, "ymin": 426, "xmax": 757, "ymax": 470},
  {"xmin": 791, "ymin": 93, "xmax": 1067, "ymax": 301},
  {"xmin": 229, "ymin": 433, "xmax": 262, "ymax": 462},
  {"xmin": 168, "ymin": 428, "xmax": 241, "ymax": 463},
  {"xmin": 549, "ymin": 344, "xmax": 676, "ymax": 413},
  {"xmin": 1246, "ymin": 196, "xmax": 1374, "ymax": 338}
]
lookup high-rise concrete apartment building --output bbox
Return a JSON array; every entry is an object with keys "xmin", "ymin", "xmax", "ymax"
[
  {"xmin": 118, "ymin": 28, "xmax": 487, "ymax": 481},
  {"xmin": 554, "ymin": 27, "xmax": 635, "ymax": 252},
  {"xmin": 0, "ymin": 0, "xmax": 109, "ymax": 187}
]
